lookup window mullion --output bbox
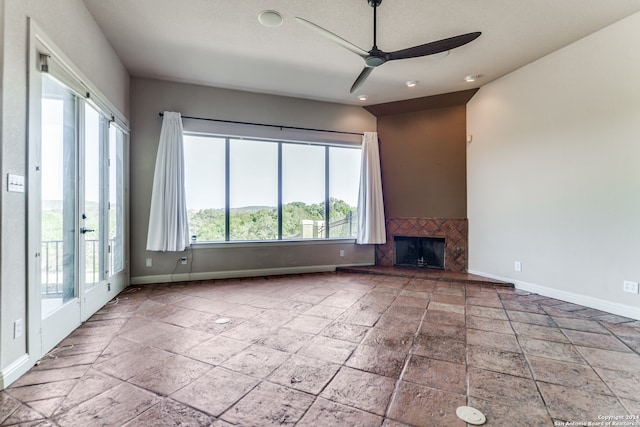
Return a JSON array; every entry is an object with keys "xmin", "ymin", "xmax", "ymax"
[
  {"xmin": 278, "ymin": 142, "xmax": 283, "ymax": 240},
  {"xmin": 225, "ymin": 137, "xmax": 230, "ymax": 241},
  {"xmin": 324, "ymin": 146, "xmax": 330, "ymax": 238}
]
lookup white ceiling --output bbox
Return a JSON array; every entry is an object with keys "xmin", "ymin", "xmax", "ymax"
[{"xmin": 83, "ymin": 0, "xmax": 640, "ymax": 106}]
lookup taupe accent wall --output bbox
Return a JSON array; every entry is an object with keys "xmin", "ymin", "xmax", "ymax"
[
  {"xmin": 129, "ymin": 78, "xmax": 376, "ymax": 281},
  {"xmin": 374, "ymin": 103, "xmax": 469, "ymax": 219},
  {"xmin": 363, "ymin": 91, "xmax": 476, "ymax": 271}
]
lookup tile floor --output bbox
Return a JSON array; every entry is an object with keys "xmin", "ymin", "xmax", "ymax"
[{"xmin": 2, "ymin": 271, "xmax": 640, "ymax": 426}]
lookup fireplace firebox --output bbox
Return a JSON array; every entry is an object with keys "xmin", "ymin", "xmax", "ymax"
[{"xmin": 394, "ymin": 236, "xmax": 445, "ymax": 269}]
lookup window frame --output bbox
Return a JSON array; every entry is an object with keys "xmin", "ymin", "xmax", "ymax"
[{"xmin": 184, "ymin": 132, "xmax": 361, "ymax": 245}]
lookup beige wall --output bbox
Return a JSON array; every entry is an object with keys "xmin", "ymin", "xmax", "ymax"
[
  {"xmin": 1, "ymin": 0, "xmax": 129, "ymax": 383},
  {"xmin": 377, "ymin": 105, "xmax": 468, "ymax": 218},
  {"xmin": 467, "ymin": 12, "xmax": 640, "ymax": 318},
  {"xmin": 129, "ymin": 77, "xmax": 376, "ymax": 282}
]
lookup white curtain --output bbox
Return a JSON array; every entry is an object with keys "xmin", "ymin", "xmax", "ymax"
[
  {"xmin": 357, "ymin": 131, "xmax": 386, "ymax": 244},
  {"xmin": 146, "ymin": 111, "xmax": 190, "ymax": 252}
]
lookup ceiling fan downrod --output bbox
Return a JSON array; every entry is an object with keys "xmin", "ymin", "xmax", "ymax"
[
  {"xmin": 366, "ymin": 0, "xmax": 385, "ymax": 67},
  {"xmin": 372, "ymin": 0, "xmax": 378, "ymax": 50},
  {"xmin": 368, "ymin": 0, "xmax": 383, "ymax": 49}
]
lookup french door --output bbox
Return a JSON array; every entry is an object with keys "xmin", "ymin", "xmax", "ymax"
[
  {"xmin": 33, "ymin": 72, "xmax": 127, "ymax": 356},
  {"xmin": 38, "ymin": 74, "xmax": 81, "ymax": 351}
]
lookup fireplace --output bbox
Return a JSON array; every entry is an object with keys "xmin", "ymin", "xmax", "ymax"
[
  {"xmin": 394, "ymin": 236, "xmax": 445, "ymax": 269},
  {"xmin": 375, "ymin": 218, "xmax": 468, "ymax": 272}
]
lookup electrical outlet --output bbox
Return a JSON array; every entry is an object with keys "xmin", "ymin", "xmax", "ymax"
[
  {"xmin": 514, "ymin": 261, "xmax": 522, "ymax": 272},
  {"xmin": 339, "ymin": 250, "xmax": 345, "ymax": 257},
  {"xmin": 181, "ymin": 257, "xmax": 188, "ymax": 265},
  {"xmin": 623, "ymin": 280, "xmax": 639, "ymax": 294},
  {"xmin": 14, "ymin": 319, "xmax": 23, "ymax": 339},
  {"xmin": 145, "ymin": 258, "xmax": 152, "ymax": 267},
  {"xmin": 107, "ymin": 283, "xmax": 111, "ymax": 292}
]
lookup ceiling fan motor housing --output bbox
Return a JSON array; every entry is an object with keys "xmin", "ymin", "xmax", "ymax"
[
  {"xmin": 368, "ymin": 0, "xmax": 383, "ymax": 7},
  {"xmin": 365, "ymin": 51, "xmax": 386, "ymax": 67}
]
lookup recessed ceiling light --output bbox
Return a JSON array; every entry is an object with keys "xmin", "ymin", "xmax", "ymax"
[
  {"xmin": 258, "ymin": 10, "xmax": 283, "ymax": 28},
  {"xmin": 358, "ymin": 95, "xmax": 368, "ymax": 101},
  {"xmin": 406, "ymin": 80, "xmax": 418, "ymax": 88},
  {"xmin": 464, "ymin": 74, "xmax": 481, "ymax": 82}
]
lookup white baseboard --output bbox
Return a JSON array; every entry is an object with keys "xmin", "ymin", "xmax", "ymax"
[
  {"xmin": 0, "ymin": 354, "xmax": 32, "ymax": 389},
  {"xmin": 468, "ymin": 270, "xmax": 640, "ymax": 321},
  {"xmin": 130, "ymin": 263, "xmax": 374, "ymax": 285}
]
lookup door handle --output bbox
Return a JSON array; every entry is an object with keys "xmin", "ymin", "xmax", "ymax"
[{"xmin": 80, "ymin": 227, "xmax": 95, "ymax": 234}]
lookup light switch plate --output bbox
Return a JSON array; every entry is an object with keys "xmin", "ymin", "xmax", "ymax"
[{"xmin": 7, "ymin": 174, "xmax": 25, "ymax": 193}]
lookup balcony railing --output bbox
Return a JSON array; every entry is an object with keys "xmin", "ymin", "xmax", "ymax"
[
  {"xmin": 41, "ymin": 239, "xmax": 117, "ymax": 298},
  {"xmin": 41, "ymin": 215, "xmax": 355, "ymax": 298},
  {"xmin": 298, "ymin": 212, "xmax": 355, "ymax": 239}
]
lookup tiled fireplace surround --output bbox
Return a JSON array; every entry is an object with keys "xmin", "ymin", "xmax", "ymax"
[{"xmin": 376, "ymin": 218, "xmax": 468, "ymax": 272}]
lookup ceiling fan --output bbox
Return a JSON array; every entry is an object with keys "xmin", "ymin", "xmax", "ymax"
[{"xmin": 295, "ymin": 0, "xmax": 481, "ymax": 93}]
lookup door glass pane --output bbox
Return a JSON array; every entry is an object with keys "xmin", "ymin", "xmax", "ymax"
[
  {"xmin": 282, "ymin": 144, "xmax": 325, "ymax": 239},
  {"xmin": 329, "ymin": 147, "xmax": 360, "ymax": 238},
  {"xmin": 41, "ymin": 74, "xmax": 77, "ymax": 318},
  {"xmin": 109, "ymin": 126, "xmax": 125, "ymax": 274},
  {"xmin": 184, "ymin": 135, "xmax": 226, "ymax": 242},
  {"xmin": 83, "ymin": 104, "xmax": 104, "ymax": 288},
  {"xmin": 229, "ymin": 138, "xmax": 278, "ymax": 241}
]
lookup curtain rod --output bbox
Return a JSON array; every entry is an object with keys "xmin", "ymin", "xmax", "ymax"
[{"xmin": 158, "ymin": 112, "xmax": 364, "ymax": 137}]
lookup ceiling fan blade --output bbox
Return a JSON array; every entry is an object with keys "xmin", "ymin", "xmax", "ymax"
[
  {"xmin": 294, "ymin": 17, "xmax": 369, "ymax": 58},
  {"xmin": 387, "ymin": 32, "xmax": 481, "ymax": 61},
  {"xmin": 350, "ymin": 67, "xmax": 375, "ymax": 93}
]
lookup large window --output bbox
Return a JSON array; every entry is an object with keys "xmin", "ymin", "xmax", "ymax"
[
  {"xmin": 183, "ymin": 135, "xmax": 226, "ymax": 241},
  {"xmin": 229, "ymin": 139, "xmax": 278, "ymax": 240},
  {"xmin": 184, "ymin": 134, "xmax": 361, "ymax": 242},
  {"xmin": 282, "ymin": 144, "xmax": 325, "ymax": 239}
]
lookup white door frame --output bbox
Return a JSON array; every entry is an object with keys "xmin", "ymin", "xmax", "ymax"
[{"xmin": 27, "ymin": 20, "xmax": 130, "ymax": 363}]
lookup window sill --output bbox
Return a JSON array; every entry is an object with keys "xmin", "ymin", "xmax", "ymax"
[{"xmin": 190, "ymin": 238, "xmax": 357, "ymax": 250}]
